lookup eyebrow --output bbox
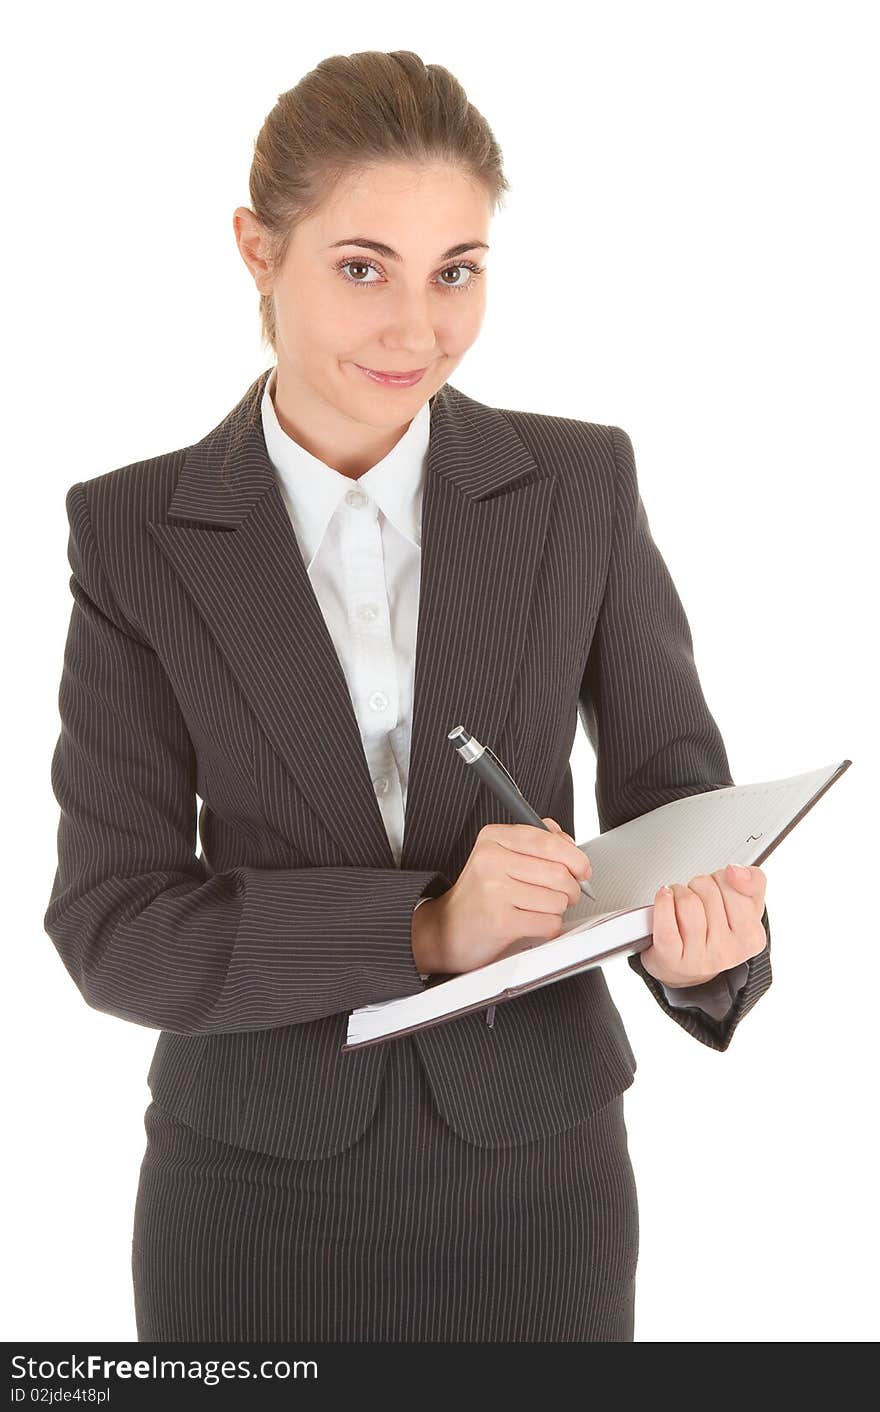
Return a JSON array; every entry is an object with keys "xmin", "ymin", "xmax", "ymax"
[{"xmin": 326, "ymin": 238, "xmax": 490, "ymax": 261}]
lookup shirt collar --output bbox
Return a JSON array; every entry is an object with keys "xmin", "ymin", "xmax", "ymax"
[{"xmin": 260, "ymin": 365, "xmax": 431, "ymax": 570}]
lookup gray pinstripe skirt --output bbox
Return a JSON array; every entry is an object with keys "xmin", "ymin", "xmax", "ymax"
[{"xmin": 131, "ymin": 1034, "xmax": 639, "ymax": 1342}]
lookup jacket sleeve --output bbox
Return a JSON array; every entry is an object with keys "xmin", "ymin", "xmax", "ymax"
[
  {"xmin": 43, "ymin": 481, "xmax": 452, "ymax": 1035},
  {"xmin": 578, "ymin": 427, "xmax": 772, "ymax": 1051}
]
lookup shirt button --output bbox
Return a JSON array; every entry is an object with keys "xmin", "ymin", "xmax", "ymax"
[
  {"xmin": 368, "ymin": 690, "xmax": 389, "ymax": 712},
  {"xmin": 357, "ymin": 603, "xmax": 378, "ymax": 621},
  {"xmin": 345, "ymin": 489, "xmax": 368, "ymax": 508}
]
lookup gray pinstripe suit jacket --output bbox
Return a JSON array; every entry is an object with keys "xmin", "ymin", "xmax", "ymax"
[{"xmin": 44, "ymin": 368, "xmax": 771, "ymax": 1160}]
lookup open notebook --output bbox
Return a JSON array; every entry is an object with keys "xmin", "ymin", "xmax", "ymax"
[{"xmin": 342, "ymin": 758, "xmax": 851, "ymax": 1050}]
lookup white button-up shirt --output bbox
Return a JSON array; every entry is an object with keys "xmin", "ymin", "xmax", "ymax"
[
  {"xmin": 260, "ymin": 367, "xmax": 746, "ymax": 1016},
  {"xmin": 262, "ymin": 365, "xmax": 427, "ymax": 870}
]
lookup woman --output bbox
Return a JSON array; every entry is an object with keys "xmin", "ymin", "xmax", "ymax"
[{"xmin": 44, "ymin": 49, "xmax": 772, "ymax": 1343}]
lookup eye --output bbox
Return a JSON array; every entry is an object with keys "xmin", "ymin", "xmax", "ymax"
[{"xmin": 334, "ymin": 255, "xmax": 486, "ymax": 294}]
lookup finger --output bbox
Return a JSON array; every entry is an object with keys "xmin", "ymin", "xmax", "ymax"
[
  {"xmin": 650, "ymin": 882, "xmax": 685, "ymax": 968},
  {"xmin": 687, "ymin": 873, "xmax": 734, "ymax": 967},
  {"xmin": 507, "ymin": 877, "xmax": 572, "ymax": 916},
  {"xmin": 501, "ymin": 843, "xmax": 582, "ymax": 905},
  {"xmin": 710, "ymin": 867, "xmax": 763, "ymax": 929},
  {"xmin": 495, "ymin": 823, "xmax": 591, "ymax": 881},
  {"xmin": 722, "ymin": 862, "xmax": 767, "ymax": 914},
  {"xmin": 712, "ymin": 867, "xmax": 768, "ymax": 955},
  {"xmin": 669, "ymin": 881, "xmax": 714, "ymax": 977}
]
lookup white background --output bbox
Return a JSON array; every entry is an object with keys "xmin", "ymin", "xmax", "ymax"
[{"xmin": 5, "ymin": 0, "xmax": 876, "ymax": 1344}]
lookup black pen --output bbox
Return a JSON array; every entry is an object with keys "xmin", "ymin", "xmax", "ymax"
[
  {"xmin": 448, "ymin": 725, "xmax": 596, "ymax": 1029},
  {"xmin": 447, "ymin": 726, "xmax": 596, "ymax": 901}
]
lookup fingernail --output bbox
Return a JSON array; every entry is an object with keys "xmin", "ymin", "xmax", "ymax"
[
  {"xmin": 731, "ymin": 863, "xmax": 751, "ymax": 878},
  {"xmin": 659, "ymin": 884, "xmax": 671, "ymax": 895}
]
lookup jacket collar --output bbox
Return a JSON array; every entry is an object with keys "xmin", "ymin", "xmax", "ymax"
[{"xmin": 147, "ymin": 367, "xmax": 557, "ymax": 873}]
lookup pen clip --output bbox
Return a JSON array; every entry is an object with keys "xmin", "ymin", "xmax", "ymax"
[{"xmin": 483, "ymin": 747, "xmax": 526, "ymax": 799}]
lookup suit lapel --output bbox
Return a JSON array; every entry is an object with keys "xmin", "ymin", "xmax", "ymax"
[{"xmin": 147, "ymin": 368, "xmax": 556, "ymax": 871}]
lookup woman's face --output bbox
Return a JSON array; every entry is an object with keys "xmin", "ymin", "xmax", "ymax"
[{"xmin": 235, "ymin": 162, "xmax": 491, "ymax": 430}]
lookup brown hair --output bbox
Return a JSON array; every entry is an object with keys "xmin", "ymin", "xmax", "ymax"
[{"xmin": 246, "ymin": 50, "xmax": 511, "ymax": 354}]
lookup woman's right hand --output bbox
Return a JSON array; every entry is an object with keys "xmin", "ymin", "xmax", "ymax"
[{"xmin": 412, "ymin": 818, "xmax": 592, "ymax": 976}]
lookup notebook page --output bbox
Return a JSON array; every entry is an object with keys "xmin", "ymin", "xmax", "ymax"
[{"xmin": 557, "ymin": 761, "xmax": 845, "ymax": 935}]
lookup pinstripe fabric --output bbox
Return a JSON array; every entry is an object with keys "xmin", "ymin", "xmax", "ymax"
[
  {"xmin": 131, "ymin": 1036, "xmax": 639, "ymax": 1342},
  {"xmin": 45, "ymin": 367, "xmax": 772, "ymax": 1168}
]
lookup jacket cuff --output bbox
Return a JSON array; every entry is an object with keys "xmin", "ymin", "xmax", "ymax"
[{"xmin": 660, "ymin": 960, "xmax": 750, "ymax": 1021}]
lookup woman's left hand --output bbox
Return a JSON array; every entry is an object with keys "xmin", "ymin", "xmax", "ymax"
[{"xmin": 639, "ymin": 864, "xmax": 768, "ymax": 988}]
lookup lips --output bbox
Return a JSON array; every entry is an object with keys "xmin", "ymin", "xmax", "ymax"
[{"xmin": 354, "ymin": 364, "xmax": 428, "ymax": 387}]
